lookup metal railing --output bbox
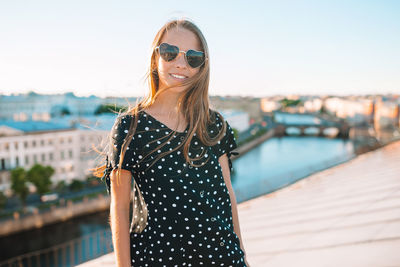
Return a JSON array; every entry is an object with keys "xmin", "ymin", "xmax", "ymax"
[{"xmin": 0, "ymin": 229, "xmax": 113, "ymax": 267}]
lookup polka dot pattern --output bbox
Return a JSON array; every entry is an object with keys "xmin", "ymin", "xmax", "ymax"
[{"xmin": 107, "ymin": 110, "xmax": 246, "ymax": 266}]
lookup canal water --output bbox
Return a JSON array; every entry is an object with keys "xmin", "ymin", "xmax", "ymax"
[
  {"xmin": 232, "ymin": 136, "xmax": 354, "ymax": 202},
  {"xmin": 0, "ymin": 114, "xmax": 356, "ymax": 265},
  {"xmin": 0, "ymin": 210, "xmax": 111, "ymax": 265}
]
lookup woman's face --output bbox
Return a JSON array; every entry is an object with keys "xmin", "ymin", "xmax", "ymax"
[{"xmin": 156, "ymin": 27, "xmax": 202, "ymax": 93}]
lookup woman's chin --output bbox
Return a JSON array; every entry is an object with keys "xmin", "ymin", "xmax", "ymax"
[
  {"xmin": 166, "ymin": 84, "xmax": 188, "ymax": 92},
  {"xmin": 159, "ymin": 80, "xmax": 190, "ymax": 93}
]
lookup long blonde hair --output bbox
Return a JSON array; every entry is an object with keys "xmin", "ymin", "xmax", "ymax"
[{"xmin": 91, "ymin": 18, "xmax": 227, "ymax": 186}]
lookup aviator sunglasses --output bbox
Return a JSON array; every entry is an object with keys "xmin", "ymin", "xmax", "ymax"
[{"xmin": 155, "ymin": 42, "xmax": 206, "ymax": 68}]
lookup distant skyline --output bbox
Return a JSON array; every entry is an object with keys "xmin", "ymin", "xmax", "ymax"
[
  {"xmin": 1, "ymin": 0, "xmax": 399, "ymax": 98},
  {"xmin": 1, "ymin": 90, "xmax": 398, "ymax": 99}
]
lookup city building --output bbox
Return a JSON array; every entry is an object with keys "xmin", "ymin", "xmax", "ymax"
[
  {"xmin": 324, "ymin": 97, "xmax": 374, "ymax": 125},
  {"xmin": 0, "ymin": 114, "xmax": 116, "ymax": 196},
  {"xmin": 303, "ymin": 97, "xmax": 323, "ymax": 113},
  {"xmin": 220, "ymin": 110, "xmax": 250, "ymax": 132},
  {"xmin": 0, "ymin": 92, "xmax": 130, "ymax": 121},
  {"xmin": 260, "ymin": 97, "xmax": 282, "ymax": 113},
  {"xmin": 374, "ymin": 99, "xmax": 400, "ymax": 129}
]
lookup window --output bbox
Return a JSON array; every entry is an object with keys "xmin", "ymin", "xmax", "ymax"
[
  {"xmin": 32, "ymin": 140, "xmax": 36, "ymax": 147},
  {"xmin": 69, "ymin": 150, "xmax": 73, "ymax": 158},
  {"xmin": 61, "ymin": 151, "xmax": 64, "ymax": 160},
  {"xmin": 14, "ymin": 142, "xmax": 18, "ymax": 150},
  {"xmin": 1, "ymin": 158, "xmax": 5, "ymax": 170},
  {"xmin": 16, "ymin": 157, "xmax": 19, "ymax": 167},
  {"xmin": 25, "ymin": 155, "xmax": 29, "ymax": 165},
  {"xmin": 40, "ymin": 140, "xmax": 44, "ymax": 146},
  {"xmin": 24, "ymin": 141, "xmax": 28, "ymax": 148},
  {"xmin": 49, "ymin": 152, "xmax": 53, "ymax": 160},
  {"xmin": 41, "ymin": 153, "xmax": 45, "ymax": 162},
  {"xmin": 33, "ymin": 154, "xmax": 37, "ymax": 163}
]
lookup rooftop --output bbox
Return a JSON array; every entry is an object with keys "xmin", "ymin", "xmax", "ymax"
[
  {"xmin": 0, "ymin": 120, "xmax": 72, "ymax": 133},
  {"xmin": 0, "ymin": 114, "xmax": 118, "ymax": 134}
]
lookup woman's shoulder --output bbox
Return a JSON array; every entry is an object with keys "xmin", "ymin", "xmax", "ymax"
[
  {"xmin": 206, "ymin": 108, "xmax": 229, "ymax": 139},
  {"xmin": 111, "ymin": 111, "xmax": 147, "ymax": 135},
  {"xmin": 113, "ymin": 110, "xmax": 148, "ymax": 125},
  {"xmin": 111, "ymin": 113, "xmax": 132, "ymax": 129},
  {"xmin": 208, "ymin": 108, "xmax": 226, "ymax": 128},
  {"xmin": 110, "ymin": 111, "xmax": 149, "ymax": 145}
]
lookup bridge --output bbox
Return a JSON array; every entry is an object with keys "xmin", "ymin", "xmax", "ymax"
[{"xmin": 266, "ymin": 112, "xmax": 350, "ymax": 138}]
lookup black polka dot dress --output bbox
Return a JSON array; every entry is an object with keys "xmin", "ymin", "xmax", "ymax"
[{"xmin": 103, "ymin": 109, "xmax": 247, "ymax": 267}]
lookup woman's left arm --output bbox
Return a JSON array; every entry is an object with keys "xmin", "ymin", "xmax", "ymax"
[{"xmin": 219, "ymin": 154, "xmax": 250, "ymax": 266}]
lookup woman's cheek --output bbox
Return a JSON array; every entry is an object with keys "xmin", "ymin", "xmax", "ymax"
[{"xmin": 157, "ymin": 64, "xmax": 170, "ymax": 86}]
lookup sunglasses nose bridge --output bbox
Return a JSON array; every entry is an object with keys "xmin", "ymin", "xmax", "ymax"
[{"xmin": 174, "ymin": 51, "xmax": 188, "ymax": 66}]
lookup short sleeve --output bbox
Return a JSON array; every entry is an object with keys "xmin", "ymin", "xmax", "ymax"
[
  {"xmin": 212, "ymin": 113, "xmax": 240, "ymax": 174},
  {"xmin": 214, "ymin": 120, "xmax": 238, "ymax": 158},
  {"xmin": 101, "ymin": 114, "xmax": 135, "ymax": 195},
  {"xmin": 109, "ymin": 115, "xmax": 136, "ymax": 171}
]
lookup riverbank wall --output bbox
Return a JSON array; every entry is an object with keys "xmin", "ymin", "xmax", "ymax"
[
  {"xmin": 232, "ymin": 128, "xmax": 275, "ymax": 160},
  {"xmin": 0, "ymin": 194, "xmax": 110, "ymax": 237}
]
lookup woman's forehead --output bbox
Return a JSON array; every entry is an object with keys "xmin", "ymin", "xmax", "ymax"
[{"xmin": 161, "ymin": 27, "xmax": 201, "ymax": 51}]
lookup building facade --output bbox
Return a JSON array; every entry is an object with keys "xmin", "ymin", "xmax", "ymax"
[{"xmin": 0, "ymin": 116, "xmax": 113, "ymax": 196}]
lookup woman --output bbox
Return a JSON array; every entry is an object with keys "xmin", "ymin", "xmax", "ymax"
[{"xmin": 94, "ymin": 18, "xmax": 249, "ymax": 267}]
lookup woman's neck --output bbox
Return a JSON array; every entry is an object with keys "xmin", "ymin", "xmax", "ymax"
[
  {"xmin": 144, "ymin": 89, "xmax": 188, "ymax": 132},
  {"xmin": 150, "ymin": 90, "xmax": 182, "ymax": 116}
]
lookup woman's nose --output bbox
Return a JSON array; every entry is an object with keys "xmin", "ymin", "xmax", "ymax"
[{"xmin": 175, "ymin": 51, "xmax": 187, "ymax": 67}]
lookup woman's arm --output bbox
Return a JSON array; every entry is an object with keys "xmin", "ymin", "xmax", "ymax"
[
  {"xmin": 219, "ymin": 154, "xmax": 250, "ymax": 266},
  {"xmin": 109, "ymin": 168, "xmax": 132, "ymax": 267}
]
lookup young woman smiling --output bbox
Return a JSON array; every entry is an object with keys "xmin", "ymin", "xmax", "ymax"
[{"xmin": 94, "ymin": 18, "xmax": 249, "ymax": 267}]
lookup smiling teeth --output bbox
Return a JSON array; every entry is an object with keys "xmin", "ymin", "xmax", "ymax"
[{"xmin": 171, "ymin": 74, "xmax": 186, "ymax": 79}]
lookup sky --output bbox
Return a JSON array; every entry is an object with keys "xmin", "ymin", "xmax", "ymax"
[{"xmin": 0, "ymin": 0, "xmax": 399, "ymax": 98}]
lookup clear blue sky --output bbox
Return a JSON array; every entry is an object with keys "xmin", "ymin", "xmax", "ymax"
[{"xmin": 0, "ymin": 0, "xmax": 399, "ymax": 97}]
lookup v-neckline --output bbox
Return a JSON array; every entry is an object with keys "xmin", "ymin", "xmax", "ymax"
[{"xmin": 142, "ymin": 110, "xmax": 189, "ymax": 134}]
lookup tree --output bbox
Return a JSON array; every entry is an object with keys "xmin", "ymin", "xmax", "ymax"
[
  {"xmin": 232, "ymin": 127, "xmax": 239, "ymax": 140},
  {"xmin": 94, "ymin": 104, "xmax": 127, "ymax": 115},
  {"xmin": 55, "ymin": 180, "xmax": 68, "ymax": 193},
  {"xmin": 69, "ymin": 179, "xmax": 84, "ymax": 191},
  {"xmin": 26, "ymin": 164, "xmax": 54, "ymax": 201},
  {"xmin": 319, "ymin": 105, "xmax": 327, "ymax": 114},
  {"xmin": 280, "ymin": 98, "xmax": 302, "ymax": 109},
  {"xmin": 60, "ymin": 107, "xmax": 71, "ymax": 116},
  {"xmin": 86, "ymin": 175, "xmax": 100, "ymax": 186},
  {"xmin": 0, "ymin": 191, "xmax": 7, "ymax": 210},
  {"xmin": 10, "ymin": 167, "xmax": 29, "ymax": 208}
]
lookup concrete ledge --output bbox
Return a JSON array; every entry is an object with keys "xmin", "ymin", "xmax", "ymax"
[{"xmin": 0, "ymin": 194, "xmax": 110, "ymax": 237}]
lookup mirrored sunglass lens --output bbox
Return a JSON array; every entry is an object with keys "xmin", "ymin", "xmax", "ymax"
[
  {"xmin": 159, "ymin": 43, "xmax": 178, "ymax": 61},
  {"xmin": 186, "ymin": 50, "xmax": 205, "ymax": 68}
]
